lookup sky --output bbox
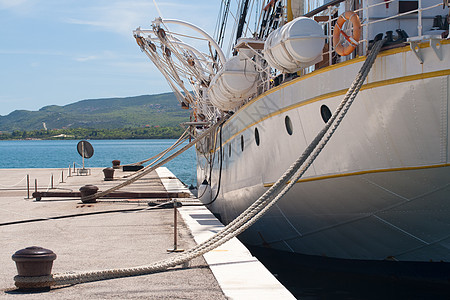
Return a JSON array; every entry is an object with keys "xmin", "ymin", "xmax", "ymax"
[{"xmin": 0, "ymin": 0, "xmax": 222, "ymax": 116}]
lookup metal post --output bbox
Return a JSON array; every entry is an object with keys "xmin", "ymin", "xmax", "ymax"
[
  {"xmin": 61, "ymin": 170, "xmax": 64, "ymax": 183},
  {"xmin": 328, "ymin": 6, "xmax": 332, "ymax": 66},
  {"xmin": 26, "ymin": 174, "xmax": 30, "ymax": 199},
  {"xmin": 82, "ymin": 142, "xmax": 85, "ymax": 170},
  {"xmin": 51, "ymin": 174, "xmax": 54, "ymax": 189},
  {"xmin": 167, "ymin": 199, "xmax": 184, "ymax": 252},
  {"xmin": 73, "ymin": 162, "xmax": 76, "ymax": 173},
  {"xmin": 174, "ymin": 200, "xmax": 178, "ymax": 247},
  {"xmin": 418, "ymin": 0, "xmax": 422, "ymax": 38},
  {"xmin": 68, "ymin": 165, "xmax": 72, "ymax": 177},
  {"xmin": 364, "ymin": 0, "xmax": 369, "ymax": 53}
]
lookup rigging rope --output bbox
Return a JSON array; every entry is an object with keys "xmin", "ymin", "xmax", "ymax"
[
  {"xmin": 14, "ymin": 38, "xmax": 386, "ymax": 289},
  {"xmin": 121, "ymin": 128, "xmax": 190, "ymax": 167},
  {"xmin": 121, "ymin": 136, "xmax": 190, "ymax": 180},
  {"xmin": 203, "ymin": 123, "xmax": 223, "ymax": 205},
  {"xmin": 120, "ymin": 128, "xmax": 190, "ymax": 180}
]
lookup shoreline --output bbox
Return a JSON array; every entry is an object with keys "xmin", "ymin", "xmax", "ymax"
[
  {"xmin": 0, "ymin": 126, "xmax": 185, "ymax": 141},
  {"xmin": 0, "ymin": 137, "xmax": 182, "ymax": 141}
]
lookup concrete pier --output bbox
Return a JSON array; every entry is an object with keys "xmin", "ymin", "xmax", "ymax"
[{"xmin": 0, "ymin": 167, "xmax": 295, "ymax": 299}]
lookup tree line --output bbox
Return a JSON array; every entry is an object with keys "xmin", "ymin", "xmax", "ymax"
[{"xmin": 0, "ymin": 127, "xmax": 185, "ymax": 140}]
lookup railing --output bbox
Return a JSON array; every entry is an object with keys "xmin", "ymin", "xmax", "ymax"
[
  {"xmin": 236, "ymin": 0, "xmax": 447, "ymax": 105},
  {"xmin": 312, "ymin": 0, "xmax": 446, "ymax": 68}
]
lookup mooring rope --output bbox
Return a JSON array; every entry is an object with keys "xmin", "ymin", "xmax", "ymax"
[
  {"xmin": 180, "ymin": 38, "xmax": 387, "ymax": 257},
  {"xmin": 121, "ymin": 131, "xmax": 190, "ymax": 179},
  {"xmin": 80, "ymin": 121, "xmax": 223, "ymax": 203},
  {"xmin": 121, "ymin": 127, "xmax": 190, "ymax": 167},
  {"xmin": 14, "ymin": 38, "xmax": 385, "ymax": 289}
]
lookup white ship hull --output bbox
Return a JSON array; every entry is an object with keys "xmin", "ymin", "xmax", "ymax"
[{"xmin": 197, "ymin": 42, "xmax": 450, "ymax": 263}]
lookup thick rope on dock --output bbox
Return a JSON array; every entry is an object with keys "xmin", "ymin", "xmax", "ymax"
[{"xmin": 14, "ymin": 38, "xmax": 386, "ymax": 289}]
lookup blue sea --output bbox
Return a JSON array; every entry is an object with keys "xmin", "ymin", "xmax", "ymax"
[{"xmin": 0, "ymin": 139, "xmax": 197, "ymax": 186}]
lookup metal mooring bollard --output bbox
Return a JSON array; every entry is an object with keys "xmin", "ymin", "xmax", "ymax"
[
  {"xmin": 102, "ymin": 167, "xmax": 115, "ymax": 181},
  {"xmin": 26, "ymin": 174, "xmax": 30, "ymax": 199},
  {"xmin": 112, "ymin": 160, "xmax": 121, "ymax": 169},
  {"xmin": 79, "ymin": 185, "xmax": 99, "ymax": 203},
  {"xmin": 12, "ymin": 246, "xmax": 56, "ymax": 291},
  {"xmin": 34, "ymin": 179, "xmax": 38, "ymax": 201}
]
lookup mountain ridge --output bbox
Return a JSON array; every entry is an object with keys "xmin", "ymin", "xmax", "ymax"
[{"xmin": 0, "ymin": 92, "xmax": 189, "ymax": 131}]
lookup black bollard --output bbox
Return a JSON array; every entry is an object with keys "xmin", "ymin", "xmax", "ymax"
[
  {"xmin": 112, "ymin": 160, "xmax": 121, "ymax": 169},
  {"xmin": 103, "ymin": 167, "xmax": 115, "ymax": 181},
  {"xmin": 12, "ymin": 246, "xmax": 56, "ymax": 291},
  {"xmin": 79, "ymin": 185, "xmax": 99, "ymax": 203}
]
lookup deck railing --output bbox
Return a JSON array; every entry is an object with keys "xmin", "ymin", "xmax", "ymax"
[
  {"xmin": 316, "ymin": 0, "xmax": 446, "ymax": 66},
  {"xmin": 249, "ymin": 0, "xmax": 448, "ymax": 98}
]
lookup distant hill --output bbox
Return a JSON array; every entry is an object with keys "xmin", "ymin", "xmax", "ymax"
[{"xmin": 0, "ymin": 93, "xmax": 190, "ymax": 131}]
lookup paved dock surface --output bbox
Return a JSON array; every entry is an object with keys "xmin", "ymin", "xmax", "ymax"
[{"xmin": 0, "ymin": 167, "xmax": 295, "ymax": 299}]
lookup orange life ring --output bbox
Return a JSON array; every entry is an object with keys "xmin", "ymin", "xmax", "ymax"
[{"xmin": 333, "ymin": 11, "xmax": 361, "ymax": 56}]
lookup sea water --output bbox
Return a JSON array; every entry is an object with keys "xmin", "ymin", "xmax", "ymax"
[{"xmin": 0, "ymin": 139, "xmax": 197, "ymax": 186}]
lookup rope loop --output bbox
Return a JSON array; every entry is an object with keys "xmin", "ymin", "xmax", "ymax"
[{"xmin": 14, "ymin": 275, "xmax": 55, "ymax": 289}]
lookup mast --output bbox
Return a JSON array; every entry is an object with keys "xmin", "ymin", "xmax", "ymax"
[
  {"xmin": 216, "ymin": 0, "xmax": 231, "ymax": 47},
  {"xmin": 258, "ymin": 0, "xmax": 283, "ymax": 39},
  {"xmin": 214, "ymin": 0, "xmax": 231, "ymax": 61},
  {"xmin": 287, "ymin": 0, "xmax": 293, "ymax": 22},
  {"xmin": 235, "ymin": 0, "xmax": 250, "ymax": 43}
]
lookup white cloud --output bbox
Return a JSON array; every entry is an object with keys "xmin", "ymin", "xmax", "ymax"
[
  {"xmin": 75, "ymin": 55, "xmax": 98, "ymax": 62},
  {"xmin": 61, "ymin": 1, "xmax": 156, "ymax": 36},
  {"xmin": 64, "ymin": 18, "xmax": 107, "ymax": 27},
  {"xmin": 74, "ymin": 50, "xmax": 118, "ymax": 62},
  {"xmin": 0, "ymin": 50, "xmax": 65, "ymax": 56},
  {"xmin": 109, "ymin": 60, "xmax": 161, "ymax": 74},
  {"xmin": 61, "ymin": 1, "xmax": 218, "ymax": 37},
  {"xmin": 0, "ymin": 0, "xmax": 30, "ymax": 9},
  {"xmin": 0, "ymin": 0, "xmax": 37, "ymax": 15}
]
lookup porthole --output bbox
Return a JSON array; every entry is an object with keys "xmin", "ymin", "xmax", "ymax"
[
  {"xmin": 320, "ymin": 105, "xmax": 332, "ymax": 123},
  {"xmin": 240, "ymin": 135, "xmax": 244, "ymax": 152},
  {"xmin": 255, "ymin": 128, "xmax": 260, "ymax": 146},
  {"xmin": 285, "ymin": 116, "xmax": 293, "ymax": 135},
  {"xmin": 228, "ymin": 143, "xmax": 232, "ymax": 158}
]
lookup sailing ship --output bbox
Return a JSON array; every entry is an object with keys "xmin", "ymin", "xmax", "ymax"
[{"xmin": 134, "ymin": 0, "xmax": 450, "ymax": 278}]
